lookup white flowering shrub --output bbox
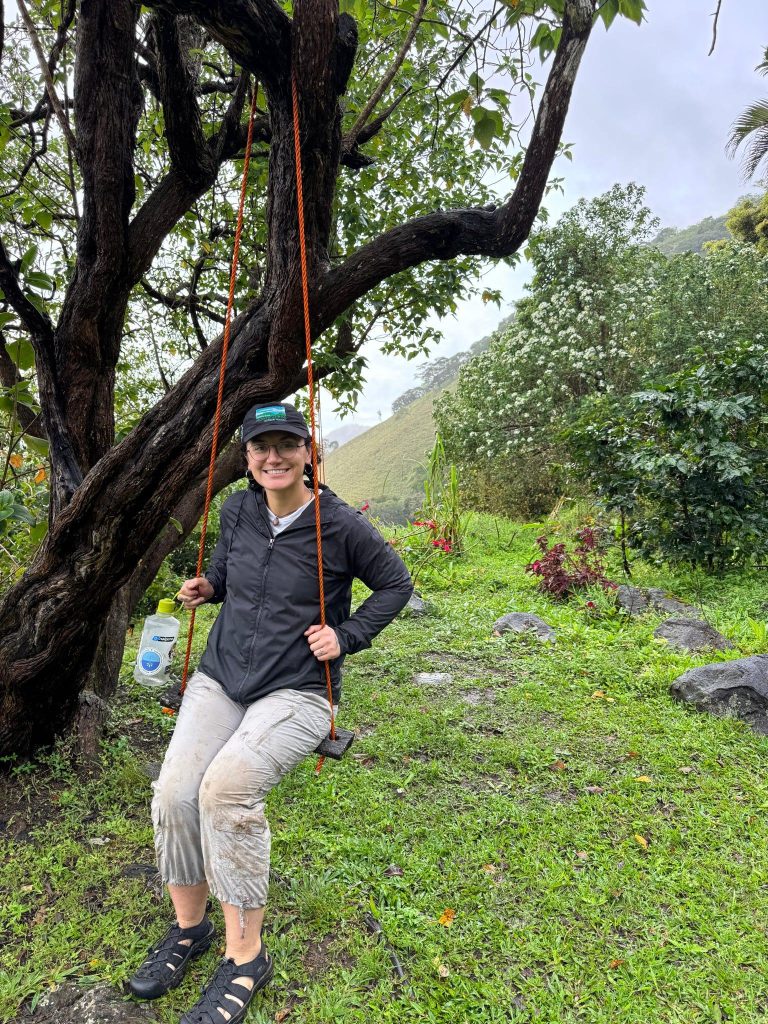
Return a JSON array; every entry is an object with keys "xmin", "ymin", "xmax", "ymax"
[
  {"xmin": 438, "ymin": 184, "xmax": 768, "ymax": 519},
  {"xmin": 437, "ymin": 184, "xmax": 663, "ymax": 512}
]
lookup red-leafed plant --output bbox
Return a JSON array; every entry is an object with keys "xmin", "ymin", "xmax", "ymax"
[{"xmin": 526, "ymin": 527, "xmax": 617, "ymax": 599}]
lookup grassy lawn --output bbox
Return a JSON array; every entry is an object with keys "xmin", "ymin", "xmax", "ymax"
[{"xmin": 3, "ymin": 514, "xmax": 768, "ymax": 1023}]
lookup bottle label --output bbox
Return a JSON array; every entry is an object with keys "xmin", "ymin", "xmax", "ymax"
[
  {"xmin": 140, "ymin": 649, "xmax": 162, "ymax": 674},
  {"xmin": 152, "ymin": 635, "xmax": 176, "ymax": 642}
]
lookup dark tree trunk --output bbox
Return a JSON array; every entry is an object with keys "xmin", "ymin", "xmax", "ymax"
[{"xmin": 0, "ymin": 0, "xmax": 596, "ymax": 757}]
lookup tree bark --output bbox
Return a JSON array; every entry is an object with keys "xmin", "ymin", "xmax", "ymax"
[{"xmin": 0, "ymin": 0, "xmax": 596, "ymax": 757}]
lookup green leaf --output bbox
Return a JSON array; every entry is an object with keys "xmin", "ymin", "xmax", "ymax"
[
  {"xmin": 20, "ymin": 245, "xmax": 38, "ymax": 274},
  {"xmin": 12, "ymin": 503, "xmax": 35, "ymax": 525},
  {"xmin": 24, "ymin": 271, "xmax": 55, "ymax": 293},
  {"xmin": 619, "ymin": 0, "xmax": 646, "ymax": 25},
  {"xmin": 5, "ymin": 338, "xmax": 35, "ymax": 371},
  {"xmin": 599, "ymin": 0, "xmax": 620, "ymax": 28},
  {"xmin": 473, "ymin": 114, "xmax": 497, "ymax": 150},
  {"xmin": 23, "ymin": 435, "xmax": 50, "ymax": 457},
  {"xmin": 29, "ymin": 521, "xmax": 48, "ymax": 545}
]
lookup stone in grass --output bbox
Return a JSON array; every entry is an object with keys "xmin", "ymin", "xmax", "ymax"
[
  {"xmin": 26, "ymin": 982, "xmax": 158, "ymax": 1022},
  {"xmin": 493, "ymin": 612, "xmax": 555, "ymax": 643},
  {"xmin": 654, "ymin": 618, "xmax": 732, "ymax": 653},
  {"xmin": 401, "ymin": 593, "xmax": 429, "ymax": 618},
  {"xmin": 671, "ymin": 655, "xmax": 768, "ymax": 735},
  {"xmin": 617, "ymin": 585, "xmax": 703, "ymax": 620},
  {"xmin": 646, "ymin": 588, "xmax": 704, "ymax": 620},
  {"xmin": 413, "ymin": 672, "xmax": 452, "ymax": 687},
  {"xmin": 616, "ymin": 585, "xmax": 650, "ymax": 616}
]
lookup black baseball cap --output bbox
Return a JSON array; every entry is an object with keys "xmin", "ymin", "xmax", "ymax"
[{"xmin": 241, "ymin": 402, "xmax": 310, "ymax": 445}]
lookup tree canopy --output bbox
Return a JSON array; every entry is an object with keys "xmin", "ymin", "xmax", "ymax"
[{"xmin": 0, "ymin": 0, "xmax": 647, "ymax": 756}]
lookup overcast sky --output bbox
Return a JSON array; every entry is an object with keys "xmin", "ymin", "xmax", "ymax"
[{"xmin": 323, "ymin": 0, "xmax": 768, "ymax": 431}]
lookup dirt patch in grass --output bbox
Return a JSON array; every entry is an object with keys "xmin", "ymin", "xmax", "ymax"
[
  {"xmin": 422, "ymin": 651, "xmax": 517, "ymax": 681},
  {"xmin": 462, "ymin": 688, "xmax": 497, "ymax": 706},
  {"xmin": 0, "ymin": 770, "xmax": 71, "ymax": 843},
  {"xmin": 302, "ymin": 934, "xmax": 356, "ymax": 976}
]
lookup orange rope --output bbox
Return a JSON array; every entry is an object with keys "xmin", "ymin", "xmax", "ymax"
[
  {"xmin": 180, "ymin": 83, "xmax": 259, "ymax": 694},
  {"xmin": 291, "ymin": 73, "xmax": 336, "ymax": 772}
]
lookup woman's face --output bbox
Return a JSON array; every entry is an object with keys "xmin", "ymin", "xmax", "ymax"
[{"xmin": 246, "ymin": 431, "xmax": 308, "ymax": 497}]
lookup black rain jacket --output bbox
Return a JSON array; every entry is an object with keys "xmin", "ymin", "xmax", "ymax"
[{"xmin": 198, "ymin": 484, "xmax": 413, "ymax": 704}]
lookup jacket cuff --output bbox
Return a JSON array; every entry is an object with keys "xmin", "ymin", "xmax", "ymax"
[
  {"xmin": 204, "ymin": 572, "xmax": 225, "ymax": 604},
  {"xmin": 334, "ymin": 624, "xmax": 370, "ymax": 657}
]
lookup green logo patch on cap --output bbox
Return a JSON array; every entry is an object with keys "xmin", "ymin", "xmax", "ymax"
[{"xmin": 254, "ymin": 405, "xmax": 287, "ymax": 422}]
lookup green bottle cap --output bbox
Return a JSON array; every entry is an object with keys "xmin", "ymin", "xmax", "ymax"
[{"xmin": 157, "ymin": 598, "xmax": 176, "ymax": 615}]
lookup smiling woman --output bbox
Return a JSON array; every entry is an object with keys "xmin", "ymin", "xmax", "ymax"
[{"xmin": 129, "ymin": 401, "xmax": 413, "ymax": 1022}]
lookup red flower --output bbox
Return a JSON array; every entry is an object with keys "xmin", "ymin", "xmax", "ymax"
[{"xmin": 360, "ymin": 501, "xmax": 370, "ymax": 512}]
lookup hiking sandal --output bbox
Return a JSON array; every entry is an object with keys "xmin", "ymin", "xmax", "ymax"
[
  {"xmin": 180, "ymin": 946, "xmax": 274, "ymax": 1024},
  {"xmin": 128, "ymin": 918, "xmax": 216, "ymax": 1000}
]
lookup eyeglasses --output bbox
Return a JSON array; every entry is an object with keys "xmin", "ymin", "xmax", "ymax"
[{"xmin": 247, "ymin": 440, "xmax": 306, "ymax": 458}]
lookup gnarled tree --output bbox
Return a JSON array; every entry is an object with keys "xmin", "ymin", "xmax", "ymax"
[{"xmin": 0, "ymin": 0, "xmax": 642, "ymax": 756}]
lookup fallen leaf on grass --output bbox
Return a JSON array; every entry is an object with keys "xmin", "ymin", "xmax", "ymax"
[
  {"xmin": 634, "ymin": 834, "xmax": 649, "ymax": 849},
  {"xmin": 585, "ymin": 785, "xmax": 604, "ymax": 795},
  {"xmin": 575, "ymin": 851, "xmax": 589, "ymax": 861},
  {"xmin": 679, "ymin": 766, "xmax": 694, "ymax": 775},
  {"xmin": 548, "ymin": 759, "xmax": 567, "ymax": 771},
  {"xmin": 275, "ymin": 1010, "xmax": 292, "ymax": 1023},
  {"xmin": 88, "ymin": 837, "xmax": 110, "ymax": 846},
  {"xmin": 161, "ymin": 707, "xmax": 176, "ymax": 716},
  {"xmin": 482, "ymin": 864, "xmax": 498, "ymax": 874},
  {"xmin": 608, "ymin": 958, "xmax": 625, "ymax": 969},
  {"xmin": 591, "ymin": 690, "xmax": 606, "ymax": 699},
  {"xmin": 437, "ymin": 964, "xmax": 450, "ymax": 979},
  {"xmin": 634, "ymin": 775, "xmax": 652, "ymax": 783},
  {"xmin": 384, "ymin": 864, "xmax": 404, "ymax": 877},
  {"xmin": 438, "ymin": 908, "xmax": 456, "ymax": 927},
  {"xmin": 625, "ymin": 751, "xmax": 640, "ymax": 759}
]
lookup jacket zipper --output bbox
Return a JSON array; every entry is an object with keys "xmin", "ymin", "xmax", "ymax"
[{"xmin": 238, "ymin": 535, "xmax": 274, "ymax": 700}]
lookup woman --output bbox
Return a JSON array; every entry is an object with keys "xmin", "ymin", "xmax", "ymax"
[{"xmin": 128, "ymin": 402, "xmax": 413, "ymax": 1023}]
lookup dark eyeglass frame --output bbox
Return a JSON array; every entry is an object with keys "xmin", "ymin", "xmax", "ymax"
[{"xmin": 246, "ymin": 439, "xmax": 307, "ymax": 459}]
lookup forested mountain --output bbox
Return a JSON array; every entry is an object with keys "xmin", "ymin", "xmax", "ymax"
[{"xmin": 652, "ymin": 214, "xmax": 730, "ymax": 255}]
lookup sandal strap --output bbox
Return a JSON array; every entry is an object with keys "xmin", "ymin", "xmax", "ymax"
[
  {"xmin": 185, "ymin": 951, "xmax": 271, "ymax": 1024},
  {"xmin": 136, "ymin": 922, "xmax": 210, "ymax": 980}
]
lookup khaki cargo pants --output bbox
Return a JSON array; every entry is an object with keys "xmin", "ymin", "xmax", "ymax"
[{"xmin": 151, "ymin": 670, "xmax": 332, "ymax": 909}]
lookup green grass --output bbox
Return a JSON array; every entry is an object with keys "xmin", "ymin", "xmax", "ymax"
[{"xmin": 3, "ymin": 514, "xmax": 768, "ymax": 1022}]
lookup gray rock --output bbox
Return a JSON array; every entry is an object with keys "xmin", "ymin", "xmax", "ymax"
[
  {"xmin": 142, "ymin": 761, "xmax": 161, "ymax": 782},
  {"xmin": 493, "ymin": 612, "xmax": 555, "ymax": 642},
  {"xmin": 671, "ymin": 655, "xmax": 768, "ymax": 734},
  {"xmin": 654, "ymin": 618, "xmax": 732, "ymax": 653},
  {"xmin": 616, "ymin": 585, "xmax": 650, "ymax": 616},
  {"xmin": 617, "ymin": 585, "xmax": 703, "ymax": 619},
  {"xmin": 29, "ymin": 982, "xmax": 157, "ymax": 1022},
  {"xmin": 646, "ymin": 588, "xmax": 704, "ymax": 620},
  {"xmin": 402, "ymin": 593, "xmax": 429, "ymax": 617},
  {"xmin": 413, "ymin": 672, "xmax": 452, "ymax": 687}
]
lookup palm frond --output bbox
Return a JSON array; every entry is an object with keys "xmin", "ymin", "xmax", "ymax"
[
  {"xmin": 742, "ymin": 125, "xmax": 768, "ymax": 179},
  {"xmin": 726, "ymin": 100, "xmax": 768, "ymax": 179}
]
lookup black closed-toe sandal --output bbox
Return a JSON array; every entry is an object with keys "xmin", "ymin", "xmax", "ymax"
[
  {"xmin": 128, "ymin": 918, "xmax": 216, "ymax": 1000},
  {"xmin": 181, "ymin": 946, "xmax": 274, "ymax": 1024}
]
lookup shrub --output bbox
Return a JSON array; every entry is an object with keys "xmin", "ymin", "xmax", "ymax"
[
  {"xmin": 525, "ymin": 527, "xmax": 617, "ymax": 599},
  {"xmin": 566, "ymin": 337, "xmax": 768, "ymax": 571}
]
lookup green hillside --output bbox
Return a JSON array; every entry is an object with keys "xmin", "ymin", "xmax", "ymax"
[
  {"xmin": 652, "ymin": 213, "xmax": 730, "ymax": 255},
  {"xmin": 323, "ymin": 388, "xmax": 442, "ymax": 517}
]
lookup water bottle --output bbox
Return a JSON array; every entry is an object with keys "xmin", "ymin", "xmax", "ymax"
[{"xmin": 134, "ymin": 599, "xmax": 180, "ymax": 688}]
